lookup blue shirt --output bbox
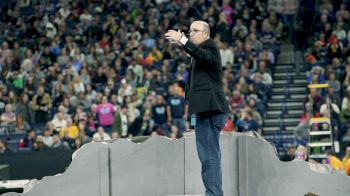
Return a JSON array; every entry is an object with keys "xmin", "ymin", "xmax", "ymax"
[
  {"xmin": 167, "ymin": 95, "xmax": 185, "ymax": 118},
  {"xmin": 236, "ymin": 119, "xmax": 261, "ymax": 132}
]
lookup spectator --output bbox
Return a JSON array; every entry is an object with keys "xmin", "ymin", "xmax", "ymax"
[
  {"xmin": 340, "ymin": 102, "xmax": 350, "ymax": 123},
  {"xmin": 151, "ymin": 95, "xmax": 168, "ymax": 130},
  {"xmin": 282, "ymin": 0, "xmax": 299, "ymax": 40},
  {"xmin": 251, "ymin": 73, "xmax": 269, "ymax": 102},
  {"xmin": 42, "ymin": 128, "xmax": 53, "ymax": 147},
  {"xmin": 72, "ymin": 76, "xmax": 85, "ymax": 94},
  {"xmin": 19, "ymin": 129, "xmax": 36, "ymax": 149},
  {"xmin": 125, "ymin": 95, "xmax": 142, "ymax": 127},
  {"xmin": 294, "ymin": 112, "xmax": 311, "ymax": 141},
  {"xmin": 343, "ymin": 146, "xmax": 350, "ymax": 175},
  {"xmin": 0, "ymin": 104, "xmax": 16, "ymax": 126},
  {"xmin": 33, "ymin": 135, "xmax": 46, "ymax": 152},
  {"xmin": 221, "ymin": 116, "xmax": 235, "ymax": 132},
  {"xmin": 295, "ymin": 145, "xmax": 308, "ymax": 161},
  {"xmin": 321, "ymin": 95, "xmax": 341, "ymax": 129},
  {"xmin": 327, "ymin": 35, "xmax": 343, "ymax": 60},
  {"xmin": 13, "ymin": 114, "xmax": 31, "ymax": 133},
  {"xmin": 57, "ymin": 48, "xmax": 70, "ymax": 67},
  {"xmin": 0, "ymin": 139, "xmax": 11, "ymax": 154},
  {"xmin": 95, "ymin": 96, "xmax": 116, "ymax": 131},
  {"xmin": 304, "ymin": 88, "xmax": 324, "ymax": 114},
  {"xmin": 235, "ymin": 110, "xmax": 262, "ymax": 134},
  {"xmin": 59, "ymin": 118, "xmax": 79, "ymax": 140},
  {"xmin": 257, "ymin": 61, "xmax": 273, "ymax": 86},
  {"xmin": 341, "ymin": 89, "xmax": 350, "ymax": 110},
  {"xmin": 327, "ymin": 86, "xmax": 341, "ymax": 108},
  {"xmin": 166, "ymin": 85, "xmax": 187, "ymax": 135},
  {"xmin": 232, "ymin": 18, "xmax": 248, "ymax": 39},
  {"xmin": 51, "ymin": 111, "xmax": 68, "ymax": 133},
  {"xmin": 174, "ymin": 63, "xmax": 189, "ymax": 83},
  {"xmin": 230, "ymin": 90, "xmax": 246, "ymax": 112},
  {"xmin": 32, "ymin": 86, "xmax": 52, "ymax": 124},
  {"xmin": 307, "ymin": 66, "xmax": 326, "ymax": 84},
  {"xmin": 51, "ymin": 133, "xmax": 69, "ymax": 149},
  {"xmin": 73, "ymin": 106, "xmax": 87, "ymax": 126},
  {"xmin": 247, "ymin": 96, "xmax": 266, "ymax": 119},
  {"xmin": 111, "ymin": 132, "xmax": 120, "ymax": 140},
  {"xmin": 72, "ymin": 138, "xmax": 83, "ymax": 150},
  {"xmin": 220, "ymin": 42, "xmax": 234, "ymax": 68},
  {"xmin": 130, "ymin": 112, "xmax": 153, "ymax": 137},
  {"xmin": 342, "ymin": 64, "xmax": 350, "ymax": 89},
  {"xmin": 93, "ymin": 126, "xmax": 111, "ymax": 141},
  {"xmin": 113, "ymin": 105, "xmax": 128, "ymax": 138},
  {"xmin": 327, "ymin": 72, "xmax": 341, "ymax": 94},
  {"xmin": 280, "ymin": 145, "xmax": 296, "ymax": 162},
  {"xmin": 325, "ymin": 150, "xmax": 344, "ymax": 170},
  {"xmin": 216, "ymin": 11, "xmax": 231, "ymax": 42},
  {"xmin": 15, "ymin": 93, "xmax": 34, "ymax": 125},
  {"xmin": 332, "ymin": 23, "xmax": 347, "ymax": 42},
  {"xmin": 262, "ymin": 11, "xmax": 284, "ymax": 38},
  {"xmin": 0, "ymin": 91, "xmax": 7, "ymax": 114}
]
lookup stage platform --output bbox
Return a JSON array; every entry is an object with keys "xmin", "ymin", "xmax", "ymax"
[{"xmin": 2, "ymin": 132, "xmax": 350, "ymax": 196}]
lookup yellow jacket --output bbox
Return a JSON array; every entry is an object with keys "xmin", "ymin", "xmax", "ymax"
[
  {"xmin": 329, "ymin": 156, "xmax": 344, "ymax": 170},
  {"xmin": 60, "ymin": 125, "xmax": 79, "ymax": 139}
]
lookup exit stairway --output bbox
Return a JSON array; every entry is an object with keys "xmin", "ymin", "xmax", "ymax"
[{"xmin": 262, "ymin": 42, "xmax": 307, "ymax": 154}]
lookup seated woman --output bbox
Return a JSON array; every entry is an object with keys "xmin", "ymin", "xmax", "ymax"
[
  {"xmin": 13, "ymin": 114, "xmax": 31, "ymax": 132},
  {"xmin": 0, "ymin": 104, "xmax": 16, "ymax": 129}
]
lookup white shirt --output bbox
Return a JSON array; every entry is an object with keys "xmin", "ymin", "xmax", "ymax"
[
  {"xmin": 262, "ymin": 72, "xmax": 273, "ymax": 86},
  {"xmin": 220, "ymin": 49, "xmax": 234, "ymax": 67},
  {"xmin": 93, "ymin": 132, "xmax": 111, "ymax": 141},
  {"xmin": 51, "ymin": 118, "xmax": 67, "ymax": 132},
  {"xmin": 121, "ymin": 114, "xmax": 128, "ymax": 137},
  {"xmin": 43, "ymin": 136, "xmax": 54, "ymax": 147},
  {"xmin": 80, "ymin": 13, "xmax": 93, "ymax": 22}
]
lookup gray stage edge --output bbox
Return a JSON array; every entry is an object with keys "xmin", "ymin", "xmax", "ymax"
[{"xmin": 3, "ymin": 132, "xmax": 350, "ymax": 196}]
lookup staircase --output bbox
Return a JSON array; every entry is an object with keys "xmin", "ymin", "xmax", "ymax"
[{"xmin": 262, "ymin": 42, "xmax": 308, "ymax": 155}]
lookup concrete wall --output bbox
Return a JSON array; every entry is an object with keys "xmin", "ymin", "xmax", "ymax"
[{"xmin": 3, "ymin": 132, "xmax": 350, "ymax": 196}]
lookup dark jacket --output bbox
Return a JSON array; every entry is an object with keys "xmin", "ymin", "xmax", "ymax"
[{"xmin": 183, "ymin": 38, "xmax": 230, "ymax": 115}]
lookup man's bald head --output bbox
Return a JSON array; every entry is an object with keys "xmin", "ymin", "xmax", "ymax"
[
  {"xmin": 189, "ymin": 20, "xmax": 210, "ymax": 45},
  {"xmin": 193, "ymin": 20, "xmax": 210, "ymax": 36}
]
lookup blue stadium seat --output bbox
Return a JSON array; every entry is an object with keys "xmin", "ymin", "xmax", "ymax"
[
  {"xmin": 9, "ymin": 131, "xmax": 26, "ymax": 141},
  {"xmin": 17, "ymin": 147, "xmax": 32, "ymax": 153},
  {"xmin": 7, "ymin": 140, "xmax": 20, "ymax": 152}
]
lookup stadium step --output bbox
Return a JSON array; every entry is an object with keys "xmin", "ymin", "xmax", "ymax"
[
  {"xmin": 273, "ymin": 72, "xmax": 297, "ymax": 77},
  {"xmin": 272, "ymin": 87, "xmax": 306, "ymax": 93},
  {"xmin": 263, "ymin": 126, "xmax": 296, "ymax": 133},
  {"xmin": 266, "ymin": 109, "xmax": 303, "ymax": 115},
  {"xmin": 271, "ymin": 94, "xmax": 305, "ymax": 99},
  {"xmin": 273, "ymin": 79, "xmax": 307, "ymax": 84},
  {"xmin": 273, "ymin": 74, "xmax": 306, "ymax": 81},
  {"xmin": 274, "ymin": 65, "xmax": 294, "ymax": 70},
  {"xmin": 270, "ymin": 97, "xmax": 305, "ymax": 103},
  {"xmin": 265, "ymin": 113, "xmax": 302, "ymax": 120},
  {"xmin": 268, "ymin": 102, "xmax": 303, "ymax": 107},
  {"xmin": 273, "ymin": 82, "xmax": 308, "ymax": 88}
]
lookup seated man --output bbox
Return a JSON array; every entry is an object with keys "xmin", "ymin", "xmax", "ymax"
[{"xmin": 235, "ymin": 110, "xmax": 262, "ymax": 134}]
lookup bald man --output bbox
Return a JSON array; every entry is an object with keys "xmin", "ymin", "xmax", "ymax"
[{"xmin": 165, "ymin": 21, "xmax": 230, "ymax": 196}]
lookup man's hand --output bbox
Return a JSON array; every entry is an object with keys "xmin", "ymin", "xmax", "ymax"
[{"xmin": 165, "ymin": 30, "xmax": 183, "ymax": 44}]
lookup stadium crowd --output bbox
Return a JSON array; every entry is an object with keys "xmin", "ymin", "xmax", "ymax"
[
  {"xmin": 1, "ymin": 0, "xmax": 349, "ymax": 173},
  {"xmin": 298, "ymin": 0, "xmax": 350, "ymax": 174},
  {"xmin": 0, "ymin": 0, "xmax": 285, "ymax": 152}
]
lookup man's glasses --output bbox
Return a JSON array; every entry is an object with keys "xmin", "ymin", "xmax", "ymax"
[{"xmin": 188, "ymin": 29, "xmax": 206, "ymax": 35}]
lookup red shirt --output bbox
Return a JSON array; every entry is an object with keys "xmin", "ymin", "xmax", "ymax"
[{"xmin": 222, "ymin": 118, "xmax": 235, "ymax": 132}]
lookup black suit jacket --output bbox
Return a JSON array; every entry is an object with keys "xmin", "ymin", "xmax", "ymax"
[{"xmin": 183, "ymin": 38, "xmax": 230, "ymax": 115}]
